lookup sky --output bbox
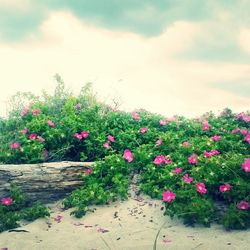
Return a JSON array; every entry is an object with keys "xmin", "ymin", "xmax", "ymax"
[{"xmin": 0, "ymin": 0, "xmax": 250, "ymax": 118}]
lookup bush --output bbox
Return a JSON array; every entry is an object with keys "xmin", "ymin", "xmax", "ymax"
[
  {"xmin": 0, "ymin": 78, "xmax": 249, "ymax": 230},
  {"xmin": 0, "ymin": 185, "xmax": 49, "ymax": 232},
  {"xmin": 63, "ymin": 154, "xmax": 132, "ymax": 217}
]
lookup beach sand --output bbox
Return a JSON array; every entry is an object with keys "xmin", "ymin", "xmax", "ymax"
[
  {"xmin": 0, "ymin": 195, "xmax": 249, "ymax": 250},
  {"xmin": 1, "ymin": 179, "xmax": 249, "ymax": 250}
]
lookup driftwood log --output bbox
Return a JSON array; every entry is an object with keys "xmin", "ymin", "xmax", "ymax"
[{"xmin": 0, "ymin": 161, "xmax": 94, "ymax": 203}]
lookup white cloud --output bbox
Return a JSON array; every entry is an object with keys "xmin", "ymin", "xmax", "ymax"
[
  {"xmin": 238, "ymin": 27, "xmax": 250, "ymax": 54},
  {"xmin": 0, "ymin": 0, "xmax": 31, "ymax": 11},
  {"xmin": 0, "ymin": 10, "xmax": 249, "ymax": 118}
]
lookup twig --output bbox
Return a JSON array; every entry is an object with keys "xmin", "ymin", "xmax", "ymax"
[
  {"xmin": 8, "ymin": 229, "xmax": 30, "ymax": 233},
  {"xmin": 153, "ymin": 211, "xmax": 196, "ymax": 250},
  {"xmin": 100, "ymin": 235, "xmax": 112, "ymax": 250},
  {"xmin": 192, "ymin": 243, "xmax": 203, "ymax": 249},
  {"xmin": 153, "ymin": 220, "xmax": 169, "ymax": 250}
]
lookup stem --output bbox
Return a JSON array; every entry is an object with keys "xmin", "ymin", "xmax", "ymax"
[
  {"xmin": 153, "ymin": 211, "xmax": 196, "ymax": 250},
  {"xmin": 153, "ymin": 220, "xmax": 169, "ymax": 250},
  {"xmin": 47, "ymin": 145, "xmax": 73, "ymax": 160}
]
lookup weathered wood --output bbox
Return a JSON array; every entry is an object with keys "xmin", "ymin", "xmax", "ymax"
[{"xmin": 0, "ymin": 161, "xmax": 95, "ymax": 203}]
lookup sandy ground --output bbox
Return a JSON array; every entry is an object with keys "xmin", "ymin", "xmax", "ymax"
[{"xmin": 0, "ymin": 181, "xmax": 249, "ymax": 250}]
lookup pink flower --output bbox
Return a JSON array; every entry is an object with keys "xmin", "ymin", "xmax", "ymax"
[
  {"xmin": 153, "ymin": 155, "xmax": 172, "ymax": 165},
  {"xmin": 182, "ymin": 141, "xmax": 190, "ymax": 147},
  {"xmin": 196, "ymin": 182, "xmax": 207, "ymax": 194},
  {"xmin": 54, "ymin": 215, "xmax": 63, "ymax": 223},
  {"xmin": 153, "ymin": 155, "xmax": 165, "ymax": 165},
  {"xmin": 237, "ymin": 112, "xmax": 250, "ymax": 122},
  {"xmin": 10, "ymin": 142, "xmax": 20, "ymax": 149},
  {"xmin": 81, "ymin": 131, "xmax": 89, "ymax": 139},
  {"xmin": 183, "ymin": 174, "xmax": 193, "ymax": 184},
  {"xmin": 107, "ymin": 135, "xmax": 115, "ymax": 142},
  {"xmin": 97, "ymin": 227, "xmax": 109, "ymax": 233},
  {"xmin": 1, "ymin": 197, "xmax": 13, "ymax": 206},
  {"xmin": 123, "ymin": 149, "xmax": 133, "ymax": 163},
  {"xmin": 139, "ymin": 127, "xmax": 148, "ymax": 133},
  {"xmin": 211, "ymin": 149, "xmax": 220, "ymax": 155},
  {"xmin": 172, "ymin": 167, "xmax": 182, "ymax": 174},
  {"xmin": 21, "ymin": 127, "xmax": 28, "ymax": 134},
  {"xmin": 162, "ymin": 239, "xmax": 172, "ymax": 243},
  {"xmin": 162, "ymin": 191, "xmax": 176, "ymax": 202},
  {"xmin": 74, "ymin": 132, "xmax": 82, "ymax": 140},
  {"xmin": 132, "ymin": 112, "xmax": 140, "ymax": 121},
  {"xmin": 32, "ymin": 109, "xmax": 41, "ymax": 115},
  {"xmin": 204, "ymin": 150, "xmax": 220, "ymax": 157},
  {"xmin": 159, "ymin": 119, "xmax": 167, "ymax": 126},
  {"xmin": 204, "ymin": 151, "xmax": 213, "ymax": 158},
  {"xmin": 85, "ymin": 168, "xmax": 93, "ymax": 175},
  {"xmin": 103, "ymin": 142, "xmax": 110, "ymax": 149},
  {"xmin": 242, "ymin": 158, "xmax": 250, "ymax": 173},
  {"xmin": 47, "ymin": 120, "xmax": 55, "ymax": 127},
  {"xmin": 188, "ymin": 154, "xmax": 198, "ymax": 165},
  {"xmin": 21, "ymin": 107, "xmax": 29, "ymax": 116},
  {"xmin": 237, "ymin": 201, "xmax": 250, "ymax": 210},
  {"xmin": 231, "ymin": 128, "xmax": 239, "ymax": 134},
  {"xmin": 211, "ymin": 135, "xmax": 221, "ymax": 141},
  {"xmin": 240, "ymin": 129, "xmax": 248, "ymax": 135},
  {"xmin": 242, "ymin": 115, "xmax": 250, "ymax": 122},
  {"xmin": 167, "ymin": 116, "xmax": 178, "ymax": 122},
  {"xmin": 75, "ymin": 103, "xmax": 82, "ymax": 110},
  {"xmin": 29, "ymin": 133, "xmax": 37, "ymax": 140},
  {"xmin": 37, "ymin": 136, "xmax": 45, "ymax": 142},
  {"xmin": 219, "ymin": 184, "xmax": 231, "ymax": 192},
  {"xmin": 236, "ymin": 112, "xmax": 244, "ymax": 120},
  {"xmin": 244, "ymin": 134, "xmax": 250, "ymax": 143},
  {"xmin": 156, "ymin": 139, "xmax": 163, "ymax": 146},
  {"xmin": 202, "ymin": 121, "xmax": 210, "ymax": 131}
]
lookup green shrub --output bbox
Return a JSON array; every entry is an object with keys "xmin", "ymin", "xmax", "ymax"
[
  {"xmin": 0, "ymin": 185, "xmax": 49, "ymax": 232},
  {"xmin": 0, "ymin": 78, "xmax": 249, "ymax": 230}
]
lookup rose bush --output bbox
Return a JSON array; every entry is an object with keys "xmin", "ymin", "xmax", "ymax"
[
  {"xmin": 0, "ymin": 185, "xmax": 49, "ymax": 232},
  {"xmin": 0, "ymin": 81, "xmax": 249, "ymax": 230}
]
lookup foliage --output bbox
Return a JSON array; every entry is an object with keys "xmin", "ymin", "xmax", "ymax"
[
  {"xmin": 0, "ymin": 185, "xmax": 49, "ymax": 232},
  {"xmin": 63, "ymin": 154, "xmax": 132, "ymax": 217},
  {"xmin": 0, "ymin": 78, "xmax": 249, "ymax": 231}
]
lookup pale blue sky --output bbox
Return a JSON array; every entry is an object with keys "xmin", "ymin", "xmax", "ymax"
[{"xmin": 0, "ymin": 0, "xmax": 250, "ymax": 117}]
